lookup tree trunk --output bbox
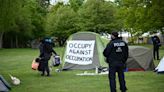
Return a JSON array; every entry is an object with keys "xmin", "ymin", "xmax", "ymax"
[
  {"xmin": 0, "ymin": 32, "xmax": 4, "ymax": 48},
  {"xmin": 130, "ymin": 32, "xmax": 134, "ymax": 44},
  {"xmin": 15, "ymin": 35, "xmax": 18, "ymax": 48},
  {"xmin": 59, "ymin": 40, "xmax": 62, "ymax": 46},
  {"xmin": 137, "ymin": 36, "xmax": 139, "ymax": 44}
]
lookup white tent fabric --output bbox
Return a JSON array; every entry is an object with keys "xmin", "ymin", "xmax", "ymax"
[
  {"xmin": 155, "ymin": 57, "xmax": 164, "ymax": 73},
  {"xmin": 62, "ymin": 32, "xmax": 107, "ymax": 70}
]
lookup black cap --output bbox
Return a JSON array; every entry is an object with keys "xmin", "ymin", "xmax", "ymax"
[{"xmin": 111, "ymin": 32, "xmax": 118, "ymax": 37}]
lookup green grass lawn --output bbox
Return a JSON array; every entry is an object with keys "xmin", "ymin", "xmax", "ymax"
[{"xmin": 0, "ymin": 45, "xmax": 164, "ymax": 92}]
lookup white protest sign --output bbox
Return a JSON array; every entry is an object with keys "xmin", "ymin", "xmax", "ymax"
[{"xmin": 65, "ymin": 40, "xmax": 95, "ymax": 65}]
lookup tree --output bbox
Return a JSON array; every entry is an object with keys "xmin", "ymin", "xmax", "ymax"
[
  {"xmin": 69, "ymin": 0, "xmax": 84, "ymax": 12},
  {"xmin": 37, "ymin": 0, "xmax": 50, "ymax": 8},
  {"xmin": 146, "ymin": 0, "xmax": 164, "ymax": 33},
  {"xmin": 46, "ymin": 5, "xmax": 78, "ymax": 46},
  {"xmin": 77, "ymin": 0, "xmax": 116, "ymax": 33},
  {"xmin": 0, "ymin": 0, "xmax": 22, "ymax": 48},
  {"xmin": 1, "ymin": 0, "xmax": 48, "ymax": 48},
  {"xmin": 115, "ymin": 0, "xmax": 164, "ymax": 34}
]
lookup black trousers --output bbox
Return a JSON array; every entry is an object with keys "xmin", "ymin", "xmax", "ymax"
[
  {"xmin": 41, "ymin": 59, "xmax": 50, "ymax": 76},
  {"xmin": 108, "ymin": 64, "xmax": 127, "ymax": 92},
  {"xmin": 153, "ymin": 47, "xmax": 159, "ymax": 60}
]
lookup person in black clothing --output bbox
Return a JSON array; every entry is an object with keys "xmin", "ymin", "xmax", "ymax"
[
  {"xmin": 103, "ymin": 32, "xmax": 129, "ymax": 92},
  {"xmin": 151, "ymin": 36, "xmax": 161, "ymax": 60},
  {"xmin": 39, "ymin": 38, "xmax": 57, "ymax": 76}
]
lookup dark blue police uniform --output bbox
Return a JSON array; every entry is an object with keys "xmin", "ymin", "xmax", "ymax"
[
  {"xmin": 39, "ymin": 38, "xmax": 57, "ymax": 76},
  {"xmin": 103, "ymin": 36, "xmax": 128, "ymax": 92},
  {"xmin": 151, "ymin": 36, "xmax": 161, "ymax": 60}
]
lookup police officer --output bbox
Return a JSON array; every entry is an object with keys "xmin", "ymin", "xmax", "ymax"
[
  {"xmin": 103, "ymin": 32, "xmax": 128, "ymax": 92},
  {"xmin": 151, "ymin": 36, "xmax": 161, "ymax": 60},
  {"xmin": 39, "ymin": 38, "xmax": 57, "ymax": 76}
]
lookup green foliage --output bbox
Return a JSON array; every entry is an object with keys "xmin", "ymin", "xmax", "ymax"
[
  {"xmin": 0, "ymin": 0, "xmax": 22, "ymax": 32},
  {"xmin": 29, "ymin": 0, "xmax": 47, "ymax": 38},
  {"xmin": 0, "ymin": 0, "xmax": 47, "ymax": 48},
  {"xmin": 69, "ymin": 0, "xmax": 84, "ymax": 11},
  {"xmin": 1, "ymin": 0, "xmax": 164, "ymax": 48},
  {"xmin": 46, "ymin": 5, "xmax": 78, "ymax": 40},
  {"xmin": 46, "ymin": 0, "xmax": 117, "ymax": 42},
  {"xmin": 77, "ymin": 0, "xmax": 116, "ymax": 33},
  {"xmin": 115, "ymin": 0, "xmax": 164, "ymax": 34}
]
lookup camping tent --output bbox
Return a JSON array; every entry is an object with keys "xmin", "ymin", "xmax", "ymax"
[
  {"xmin": 0, "ymin": 75, "xmax": 11, "ymax": 92},
  {"xmin": 62, "ymin": 32, "xmax": 155, "ymax": 71},
  {"xmin": 127, "ymin": 46, "xmax": 155, "ymax": 71},
  {"xmin": 155, "ymin": 57, "xmax": 164, "ymax": 73},
  {"xmin": 62, "ymin": 32, "xmax": 107, "ymax": 70}
]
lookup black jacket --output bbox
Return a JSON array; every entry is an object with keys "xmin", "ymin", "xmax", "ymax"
[
  {"xmin": 103, "ymin": 38, "xmax": 129, "ymax": 66},
  {"xmin": 39, "ymin": 42, "xmax": 57, "ymax": 60},
  {"xmin": 152, "ymin": 36, "xmax": 161, "ymax": 48}
]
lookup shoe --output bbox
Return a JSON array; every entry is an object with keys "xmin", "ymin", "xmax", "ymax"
[
  {"xmin": 121, "ymin": 87, "xmax": 128, "ymax": 92},
  {"xmin": 46, "ymin": 73, "xmax": 50, "ymax": 76}
]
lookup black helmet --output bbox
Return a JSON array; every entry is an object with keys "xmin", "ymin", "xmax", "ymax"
[{"xmin": 44, "ymin": 37, "xmax": 52, "ymax": 43}]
